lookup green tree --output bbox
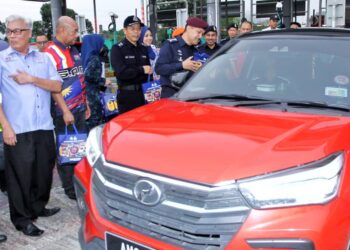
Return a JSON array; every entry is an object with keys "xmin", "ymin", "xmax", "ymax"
[
  {"xmin": 40, "ymin": 3, "xmax": 52, "ymax": 39},
  {"xmin": 85, "ymin": 19, "xmax": 93, "ymax": 33},
  {"xmin": 32, "ymin": 21, "xmax": 46, "ymax": 38},
  {"xmin": 0, "ymin": 21, "xmax": 5, "ymax": 34}
]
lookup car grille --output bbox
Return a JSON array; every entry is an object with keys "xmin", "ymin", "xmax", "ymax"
[{"xmin": 92, "ymin": 156, "xmax": 251, "ymax": 250}]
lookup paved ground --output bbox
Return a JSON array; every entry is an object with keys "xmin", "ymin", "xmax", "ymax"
[{"xmin": 0, "ymin": 167, "xmax": 81, "ymax": 250}]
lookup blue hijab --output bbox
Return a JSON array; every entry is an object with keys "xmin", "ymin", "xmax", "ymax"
[
  {"xmin": 81, "ymin": 34, "xmax": 105, "ymax": 70},
  {"xmin": 138, "ymin": 26, "xmax": 156, "ymax": 60}
]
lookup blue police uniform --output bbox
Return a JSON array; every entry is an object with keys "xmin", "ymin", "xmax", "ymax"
[
  {"xmin": 155, "ymin": 36, "xmax": 198, "ymax": 98},
  {"xmin": 220, "ymin": 38, "xmax": 232, "ymax": 46},
  {"xmin": 198, "ymin": 43, "xmax": 221, "ymax": 57}
]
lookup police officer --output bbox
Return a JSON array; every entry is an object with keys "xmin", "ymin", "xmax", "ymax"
[
  {"xmin": 111, "ymin": 15, "xmax": 152, "ymax": 114},
  {"xmin": 198, "ymin": 25, "xmax": 221, "ymax": 57},
  {"xmin": 220, "ymin": 23, "xmax": 238, "ymax": 46},
  {"xmin": 155, "ymin": 17, "xmax": 208, "ymax": 98}
]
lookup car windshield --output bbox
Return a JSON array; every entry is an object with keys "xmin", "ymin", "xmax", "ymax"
[{"xmin": 177, "ymin": 36, "xmax": 350, "ymax": 112}]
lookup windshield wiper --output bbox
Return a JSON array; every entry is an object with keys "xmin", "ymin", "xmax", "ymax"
[
  {"xmin": 182, "ymin": 94, "xmax": 272, "ymax": 103},
  {"xmin": 236, "ymin": 99, "xmax": 350, "ymax": 112},
  {"xmin": 182, "ymin": 95, "xmax": 350, "ymax": 112},
  {"xmin": 285, "ymin": 101, "xmax": 350, "ymax": 112}
]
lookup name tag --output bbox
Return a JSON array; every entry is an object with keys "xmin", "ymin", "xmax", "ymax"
[
  {"xmin": 4, "ymin": 56, "xmax": 15, "ymax": 62},
  {"xmin": 125, "ymin": 55, "xmax": 135, "ymax": 59}
]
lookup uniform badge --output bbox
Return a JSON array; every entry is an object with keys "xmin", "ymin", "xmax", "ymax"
[{"xmin": 177, "ymin": 50, "xmax": 183, "ymax": 62}]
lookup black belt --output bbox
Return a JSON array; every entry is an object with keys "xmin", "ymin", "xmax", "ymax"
[{"xmin": 118, "ymin": 84, "xmax": 141, "ymax": 91}]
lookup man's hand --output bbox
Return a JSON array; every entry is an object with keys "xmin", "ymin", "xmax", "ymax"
[
  {"xmin": 182, "ymin": 57, "xmax": 202, "ymax": 72},
  {"xmin": 143, "ymin": 65, "xmax": 153, "ymax": 75},
  {"xmin": 2, "ymin": 125, "xmax": 17, "ymax": 146},
  {"xmin": 10, "ymin": 70, "xmax": 34, "ymax": 85},
  {"xmin": 63, "ymin": 110, "xmax": 75, "ymax": 126},
  {"xmin": 85, "ymin": 103, "xmax": 91, "ymax": 120},
  {"xmin": 104, "ymin": 78, "xmax": 113, "ymax": 87}
]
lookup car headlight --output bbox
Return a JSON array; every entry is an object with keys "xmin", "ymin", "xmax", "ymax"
[
  {"xmin": 85, "ymin": 124, "xmax": 104, "ymax": 167},
  {"xmin": 238, "ymin": 152, "xmax": 343, "ymax": 209}
]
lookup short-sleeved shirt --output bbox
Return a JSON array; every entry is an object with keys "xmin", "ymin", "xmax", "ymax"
[
  {"xmin": 45, "ymin": 38, "xmax": 86, "ymax": 115},
  {"xmin": 155, "ymin": 36, "xmax": 198, "ymax": 86},
  {"xmin": 0, "ymin": 47, "xmax": 62, "ymax": 134}
]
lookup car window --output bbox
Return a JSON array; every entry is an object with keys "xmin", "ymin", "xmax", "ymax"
[{"xmin": 178, "ymin": 37, "xmax": 350, "ymax": 109}]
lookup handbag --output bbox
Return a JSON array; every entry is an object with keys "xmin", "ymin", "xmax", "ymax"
[
  {"xmin": 100, "ymin": 91, "xmax": 118, "ymax": 117},
  {"xmin": 57, "ymin": 124, "xmax": 87, "ymax": 165},
  {"xmin": 142, "ymin": 75, "xmax": 162, "ymax": 103}
]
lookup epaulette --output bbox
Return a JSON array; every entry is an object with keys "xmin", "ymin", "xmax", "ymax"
[
  {"xmin": 167, "ymin": 38, "xmax": 178, "ymax": 43},
  {"xmin": 118, "ymin": 42, "xmax": 124, "ymax": 47}
]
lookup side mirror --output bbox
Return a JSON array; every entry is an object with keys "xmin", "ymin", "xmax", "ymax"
[{"xmin": 170, "ymin": 71, "xmax": 190, "ymax": 90}]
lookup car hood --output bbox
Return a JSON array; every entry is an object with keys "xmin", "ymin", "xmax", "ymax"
[{"xmin": 103, "ymin": 100, "xmax": 350, "ymax": 185}]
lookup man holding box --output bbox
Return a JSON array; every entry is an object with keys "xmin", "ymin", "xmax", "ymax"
[{"xmin": 155, "ymin": 17, "xmax": 208, "ymax": 98}]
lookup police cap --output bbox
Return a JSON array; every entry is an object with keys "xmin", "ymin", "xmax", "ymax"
[
  {"xmin": 270, "ymin": 14, "xmax": 279, "ymax": 21},
  {"xmin": 186, "ymin": 17, "xmax": 208, "ymax": 29},
  {"xmin": 204, "ymin": 25, "xmax": 217, "ymax": 35},
  {"xmin": 123, "ymin": 15, "xmax": 144, "ymax": 28},
  {"xmin": 226, "ymin": 23, "xmax": 238, "ymax": 31}
]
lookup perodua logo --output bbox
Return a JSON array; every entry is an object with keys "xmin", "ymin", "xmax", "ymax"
[{"xmin": 133, "ymin": 179, "xmax": 162, "ymax": 206}]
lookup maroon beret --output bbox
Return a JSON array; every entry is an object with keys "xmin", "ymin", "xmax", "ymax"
[{"xmin": 186, "ymin": 17, "xmax": 208, "ymax": 29}]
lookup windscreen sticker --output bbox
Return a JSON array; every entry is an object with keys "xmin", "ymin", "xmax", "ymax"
[
  {"xmin": 334, "ymin": 75, "xmax": 349, "ymax": 85},
  {"xmin": 325, "ymin": 87, "xmax": 348, "ymax": 98}
]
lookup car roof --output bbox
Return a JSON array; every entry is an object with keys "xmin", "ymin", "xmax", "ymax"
[{"xmin": 238, "ymin": 28, "xmax": 350, "ymax": 39}]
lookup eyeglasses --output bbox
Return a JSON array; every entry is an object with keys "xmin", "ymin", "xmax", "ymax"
[
  {"xmin": 6, "ymin": 28, "xmax": 30, "ymax": 36},
  {"xmin": 37, "ymin": 41, "xmax": 48, "ymax": 45}
]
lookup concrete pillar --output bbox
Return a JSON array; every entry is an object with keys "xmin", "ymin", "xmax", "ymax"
[
  {"xmin": 207, "ymin": 0, "xmax": 221, "ymax": 40},
  {"xmin": 51, "ymin": 0, "xmax": 62, "ymax": 35},
  {"xmin": 207, "ymin": 0, "xmax": 216, "ymax": 25},
  {"xmin": 148, "ymin": 0, "xmax": 157, "ymax": 42},
  {"xmin": 283, "ymin": 0, "xmax": 292, "ymax": 28}
]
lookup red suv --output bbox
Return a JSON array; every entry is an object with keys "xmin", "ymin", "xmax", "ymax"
[{"xmin": 75, "ymin": 29, "xmax": 350, "ymax": 250}]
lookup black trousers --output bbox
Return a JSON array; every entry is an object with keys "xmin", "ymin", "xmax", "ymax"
[
  {"xmin": 117, "ymin": 88, "xmax": 145, "ymax": 114},
  {"xmin": 4, "ymin": 130, "xmax": 56, "ymax": 227},
  {"xmin": 54, "ymin": 111, "xmax": 87, "ymax": 195}
]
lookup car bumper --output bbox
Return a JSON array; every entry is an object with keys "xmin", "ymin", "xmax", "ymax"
[{"xmin": 74, "ymin": 158, "xmax": 350, "ymax": 250}]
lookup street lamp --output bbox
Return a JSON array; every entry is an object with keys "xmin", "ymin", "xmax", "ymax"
[{"xmin": 276, "ymin": 1, "xmax": 284, "ymax": 28}]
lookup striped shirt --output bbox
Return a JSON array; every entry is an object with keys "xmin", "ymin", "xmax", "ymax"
[{"xmin": 45, "ymin": 38, "xmax": 86, "ymax": 115}]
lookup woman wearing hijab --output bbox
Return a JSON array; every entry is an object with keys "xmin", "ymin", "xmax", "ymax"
[
  {"xmin": 81, "ymin": 34, "xmax": 111, "ymax": 131},
  {"xmin": 138, "ymin": 26, "xmax": 159, "ymax": 77}
]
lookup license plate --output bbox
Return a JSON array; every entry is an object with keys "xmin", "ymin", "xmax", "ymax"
[{"xmin": 105, "ymin": 232, "xmax": 155, "ymax": 250}]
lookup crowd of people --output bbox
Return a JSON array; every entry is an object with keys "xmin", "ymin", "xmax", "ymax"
[{"xmin": 0, "ymin": 11, "xmax": 302, "ymax": 243}]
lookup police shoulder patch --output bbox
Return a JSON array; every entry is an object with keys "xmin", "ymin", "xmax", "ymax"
[{"xmin": 168, "ymin": 38, "xmax": 178, "ymax": 43}]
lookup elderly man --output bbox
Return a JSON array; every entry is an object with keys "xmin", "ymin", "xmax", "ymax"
[
  {"xmin": 45, "ymin": 16, "xmax": 89, "ymax": 200},
  {"xmin": 0, "ymin": 15, "xmax": 62, "ymax": 236},
  {"xmin": 155, "ymin": 17, "xmax": 208, "ymax": 98},
  {"xmin": 36, "ymin": 34, "xmax": 49, "ymax": 52},
  {"xmin": 239, "ymin": 20, "xmax": 253, "ymax": 34}
]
